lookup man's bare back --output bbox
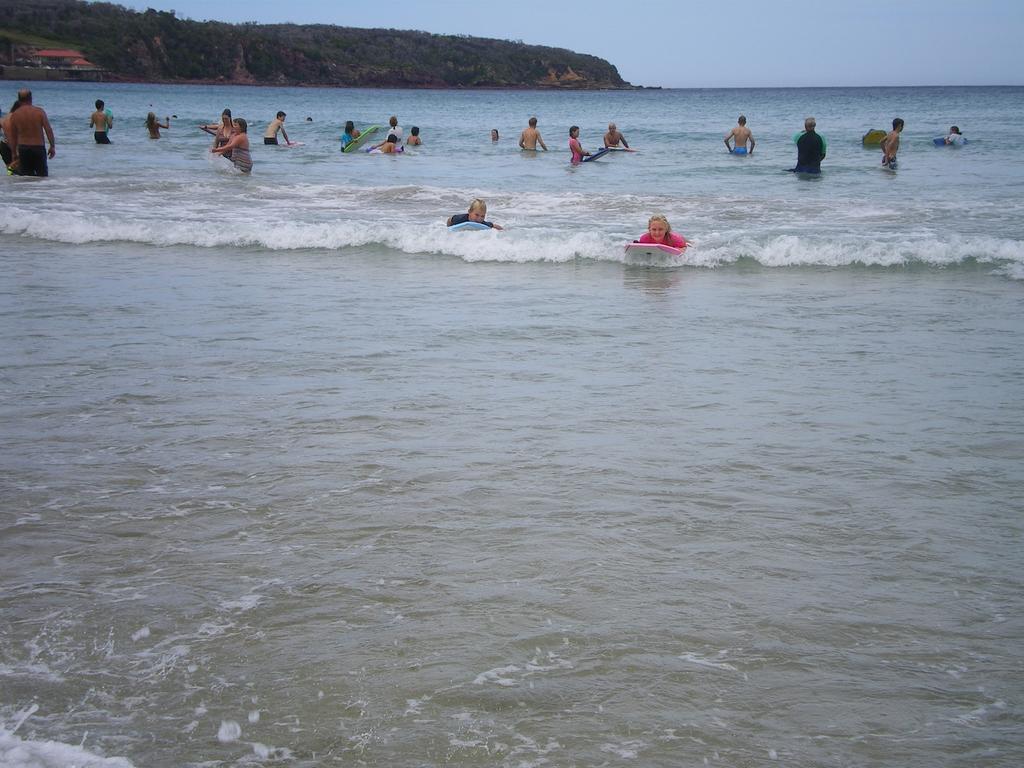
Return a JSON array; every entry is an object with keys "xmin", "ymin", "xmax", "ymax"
[
  {"xmin": 9, "ymin": 102, "xmax": 55, "ymax": 152},
  {"xmin": 7, "ymin": 91, "xmax": 55, "ymax": 175},
  {"xmin": 90, "ymin": 110, "xmax": 110, "ymax": 132},
  {"xmin": 520, "ymin": 128, "xmax": 547, "ymax": 150},
  {"xmin": 519, "ymin": 118, "xmax": 547, "ymax": 151},
  {"xmin": 728, "ymin": 125, "xmax": 752, "ymax": 145},
  {"xmin": 725, "ymin": 116, "xmax": 754, "ymax": 154}
]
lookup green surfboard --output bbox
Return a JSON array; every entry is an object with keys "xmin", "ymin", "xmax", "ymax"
[{"xmin": 342, "ymin": 125, "xmax": 380, "ymax": 153}]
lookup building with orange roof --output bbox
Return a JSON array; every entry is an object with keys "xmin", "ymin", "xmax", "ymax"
[{"xmin": 33, "ymin": 49, "xmax": 97, "ymax": 69}]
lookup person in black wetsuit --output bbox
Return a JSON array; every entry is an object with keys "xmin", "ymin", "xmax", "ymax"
[
  {"xmin": 793, "ymin": 116, "xmax": 825, "ymax": 174},
  {"xmin": 446, "ymin": 198, "xmax": 504, "ymax": 230}
]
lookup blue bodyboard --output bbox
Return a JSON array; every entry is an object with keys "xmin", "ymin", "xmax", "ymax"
[
  {"xmin": 582, "ymin": 147, "xmax": 610, "ymax": 162},
  {"xmin": 447, "ymin": 221, "xmax": 492, "ymax": 232}
]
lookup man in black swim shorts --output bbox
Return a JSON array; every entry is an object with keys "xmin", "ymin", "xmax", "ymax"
[
  {"xmin": 263, "ymin": 111, "xmax": 290, "ymax": 145},
  {"xmin": 16, "ymin": 145, "xmax": 48, "ymax": 176},
  {"xmin": 90, "ymin": 99, "xmax": 112, "ymax": 144},
  {"xmin": 6, "ymin": 90, "xmax": 56, "ymax": 177}
]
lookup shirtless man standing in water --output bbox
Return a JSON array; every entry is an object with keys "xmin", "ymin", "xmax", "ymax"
[
  {"xmin": 882, "ymin": 117, "xmax": 904, "ymax": 170},
  {"xmin": 7, "ymin": 89, "xmax": 56, "ymax": 176},
  {"xmin": 603, "ymin": 122, "xmax": 629, "ymax": 149},
  {"xmin": 724, "ymin": 115, "xmax": 755, "ymax": 155},
  {"xmin": 263, "ymin": 111, "xmax": 291, "ymax": 146},
  {"xmin": 89, "ymin": 99, "xmax": 112, "ymax": 144},
  {"xmin": 519, "ymin": 116, "xmax": 548, "ymax": 151}
]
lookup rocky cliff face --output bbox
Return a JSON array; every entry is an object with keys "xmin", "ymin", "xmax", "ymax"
[{"xmin": 542, "ymin": 66, "xmax": 586, "ymax": 86}]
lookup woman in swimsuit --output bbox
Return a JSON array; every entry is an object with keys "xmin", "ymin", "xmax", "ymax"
[
  {"xmin": 146, "ymin": 112, "xmax": 170, "ymax": 139},
  {"xmin": 201, "ymin": 109, "xmax": 235, "ymax": 158},
  {"xmin": 568, "ymin": 125, "xmax": 590, "ymax": 164},
  {"xmin": 211, "ymin": 118, "xmax": 252, "ymax": 174}
]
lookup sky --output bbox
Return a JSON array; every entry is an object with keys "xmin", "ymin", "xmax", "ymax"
[{"xmin": 112, "ymin": 0, "xmax": 1024, "ymax": 89}]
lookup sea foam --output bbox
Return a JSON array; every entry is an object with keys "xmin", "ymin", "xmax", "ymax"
[
  {"xmin": 1, "ymin": 203, "xmax": 1019, "ymax": 272},
  {"xmin": 0, "ymin": 730, "xmax": 135, "ymax": 768}
]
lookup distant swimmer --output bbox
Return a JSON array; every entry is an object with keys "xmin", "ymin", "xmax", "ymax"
[
  {"xmin": 944, "ymin": 125, "xmax": 965, "ymax": 145},
  {"xmin": 491, "ymin": 128, "xmax": 499, "ymax": 142},
  {"xmin": 634, "ymin": 214, "xmax": 687, "ymax": 250},
  {"xmin": 145, "ymin": 112, "xmax": 170, "ymax": 139},
  {"xmin": 603, "ymin": 122, "xmax": 629, "ymax": 149},
  {"xmin": 724, "ymin": 115, "xmax": 754, "ymax": 155},
  {"xmin": 519, "ymin": 116, "xmax": 547, "ymax": 151},
  {"xmin": 882, "ymin": 117, "xmax": 904, "ymax": 170},
  {"xmin": 7, "ymin": 89, "xmax": 56, "ymax": 177},
  {"xmin": 263, "ymin": 111, "xmax": 292, "ymax": 146},
  {"xmin": 211, "ymin": 117, "xmax": 252, "ymax": 174},
  {"xmin": 340, "ymin": 120, "xmax": 361, "ymax": 151},
  {"xmin": 446, "ymin": 198, "xmax": 504, "ymax": 230},
  {"xmin": 407, "ymin": 126, "xmax": 422, "ymax": 146},
  {"xmin": 568, "ymin": 125, "xmax": 590, "ymax": 164},
  {"xmin": 89, "ymin": 99, "xmax": 112, "ymax": 144},
  {"xmin": 791, "ymin": 117, "xmax": 825, "ymax": 174}
]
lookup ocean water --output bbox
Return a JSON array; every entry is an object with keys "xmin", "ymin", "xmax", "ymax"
[{"xmin": 1, "ymin": 82, "xmax": 1023, "ymax": 767}]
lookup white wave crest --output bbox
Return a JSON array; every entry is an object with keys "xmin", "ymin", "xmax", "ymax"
[
  {"xmin": 678, "ymin": 233, "xmax": 1024, "ymax": 270},
  {"xmin": 0, "ymin": 729, "xmax": 135, "ymax": 768},
  {"xmin": 1, "ymin": 205, "xmax": 1020, "ymax": 272}
]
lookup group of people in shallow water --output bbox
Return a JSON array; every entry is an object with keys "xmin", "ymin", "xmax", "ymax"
[
  {"xmin": 510, "ymin": 117, "xmax": 631, "ymax": 163},
  {"xmin": 199, "ymin": 112, "xmax": 425, "ymax": 167},
  {"xmin": 200, "ymin": 108, "xmax": 253, "ymax": 173},
  {"xmin": 340, "ymin": 116, "xmax": 422, "ymax": 154},
  {"xmin": 1, "ymin": 89, "xmax": 965, "ymax": 259},
  {"xmin": 1, "ymin": 89, "xmax": 966, "ymax": 185},
  {"xmin": 443, "ymin": 111, "xmax": 960, "ymax": 248},
  {"xmin": 722, "ymin": 113, "xmax": 964, "ymax": 173},
  {"xmin": 722, "ymin": 113, "xmax": 877, "ymax": 173}
]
